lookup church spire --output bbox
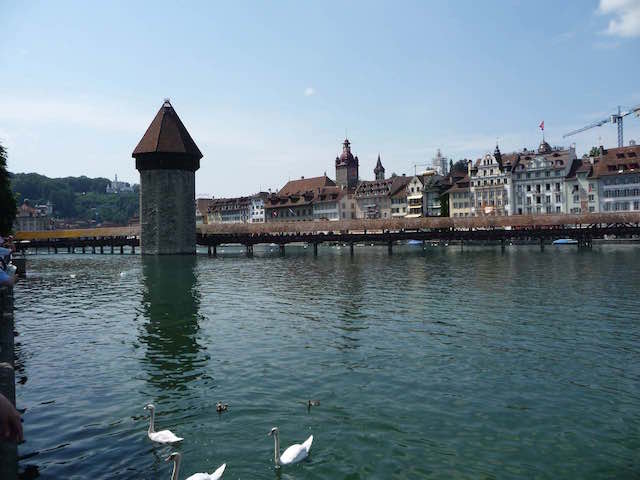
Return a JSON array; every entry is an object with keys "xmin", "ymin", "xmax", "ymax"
[{"xmin": 374, "ymin": 153, "xmax": 385, "ymax": 180}]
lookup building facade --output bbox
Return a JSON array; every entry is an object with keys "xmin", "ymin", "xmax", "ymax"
[
  {"xmin": 510, "ymin": 142, "xmax": 575, "ymax": 215},
  {"xmin": 469, "ymin": 148, "xmax": 511, "ymax": 216},
  {"xmin": 446, "ymin": 175, "xmax": 472, "ymax": 217},
  {"xmin": 593, "ymin": 144, "xmax": 640, "ymax": 213},
  {"xmin": 405, "ymin": 176, "xmax": 424, "ymax": 218}
]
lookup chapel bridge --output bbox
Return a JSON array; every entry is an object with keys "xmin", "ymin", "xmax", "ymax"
[{"xmin": 14, "ymin": 213, "xmax": 640, "ymax": 255}]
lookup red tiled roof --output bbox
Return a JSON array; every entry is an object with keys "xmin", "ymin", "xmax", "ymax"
[
  {"xmin": 278, "ymin": 175, "xmax": 335, "ymax": 196},
  {"xmin": 592, "ymin": 145, "xmax": 640, "ymax": 178}
]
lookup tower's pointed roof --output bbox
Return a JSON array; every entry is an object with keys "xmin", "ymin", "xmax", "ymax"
[
  {"xmin": 132, "ymin": 99, "xmax": 202, "ymax": 159},
  {"xmin": 374, "ymin": 154, "xmax": 385, "ymax": 173}
]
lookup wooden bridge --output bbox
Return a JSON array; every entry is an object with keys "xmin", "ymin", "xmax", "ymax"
[{"xmin": 13, "ymin": 213, "xmax": 640, "ymax": 256}]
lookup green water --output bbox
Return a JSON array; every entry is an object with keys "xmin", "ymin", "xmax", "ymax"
[{"xmin": 13, "ymin": 245, "xmax": 640, "ymax": 479}]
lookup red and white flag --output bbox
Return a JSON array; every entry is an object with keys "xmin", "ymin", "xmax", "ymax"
[{"xmin": 539, "ymin": 121, "xmax": 544, "ymax": 131}]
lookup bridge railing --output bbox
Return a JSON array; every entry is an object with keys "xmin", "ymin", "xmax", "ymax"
[
  {"xmin": 197, "ymin": 213, "xmax": 640, "ymax": 235},
  {"xmin": 12, "ymin": 213, "xmax": 640, "ymax": 242}
]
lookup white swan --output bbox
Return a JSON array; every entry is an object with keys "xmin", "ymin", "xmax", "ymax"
[
  {"xmin": 268, "ymin": 427, "xmax": 313, "ymax": 467},
  {"xmin": 166, "ymin": 452, "xmax": 226, "ymax": 480},
  {"xmin": 144, "ymin": 404, "xmax": 183, "ymax": 444}
]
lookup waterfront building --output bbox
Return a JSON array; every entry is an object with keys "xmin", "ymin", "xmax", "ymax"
[
  {"xmin": 565, "ymin": 158, "xmax": 597, "ymax": 214},
  {"xmin": 354, "ymin": 178, "xmax": 395, "ymax": 219},
  {"xmin": 250, "ymin": 193, "xmax": 268, "ymax": 223},
  {"xmin": 195, "ymin": 198, "xmax": 211, "ymax": 224},
  {"xmin": 592, "ymin": 144, "xmax": 640, "ymax": 212},
  {"xmin": 390, "ymin": 175, "xmax": 411, "ymax": 218},
  {"xmin": 265, "ymin": 192, "xmax": 315, "ymax": 221},
  {"xmin": 208, "ymin": 196, "xmax": 253, "ymax": 223},
  {"xmin": 445, "ymin": 174, "xmax": 472, "ymax": 217},
  {"xmin": 423, "ymin": 174, "xmax": 451, "ymax": 216},
  {"xmin": 265, "ymin": 175, "xmax": 335, "ymax": 222},
  {"xmin": 509, "ymin": 141, "xmax": 575, "ymax": 215},
  {"xmin": 133, "ymin": 99, "xmax": 202, "ymax": 255},
  {"xmin": 312, "ymin": 186, "xmax": 344, "ymax": 220},
  {"xmin": 469, "ymin": 147, "xmax": 511, "ymax": 216},
  {"xmin": 14, "ymin": 200, "xmax": 52, "ymax": 231},
  {"xmin": 405, "ymin": 175, "xmax": 424, "ymax": 218},
  {"xmin": 106, "ymin": 174, "xmax": 134, "ymax": 193},
  {"xmin": 335, "ymin": 138, "xmax": 359, "ymax": 189}
]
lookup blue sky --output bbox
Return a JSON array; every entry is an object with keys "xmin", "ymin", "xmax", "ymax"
[{"xmin": 1, "ymin": 0, "xmax": 639, "ymax": 196}]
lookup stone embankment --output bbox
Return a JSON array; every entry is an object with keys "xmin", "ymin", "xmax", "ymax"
[{"xmin": 0, "ymin": 286, "xmax": 17, "ymax": 478}]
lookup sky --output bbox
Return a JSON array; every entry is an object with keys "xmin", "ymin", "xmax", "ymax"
[{"xmin": 1, "ymin": 0, "xmax": 640, "ymax": 197}]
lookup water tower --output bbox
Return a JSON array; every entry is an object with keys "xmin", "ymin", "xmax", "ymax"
[{"xmin": 132, "ymin": 100, "xmax": 202, "ymax": 255}]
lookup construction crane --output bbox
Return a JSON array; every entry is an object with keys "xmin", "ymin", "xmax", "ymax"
[{"xmin": 563, "ymin": 104, "xmax": 640, "ymax": 148}]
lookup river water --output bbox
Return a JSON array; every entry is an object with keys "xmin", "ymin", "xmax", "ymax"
[{"xmin": 12, "ymin": 245, "xmax": 640, "ymax": 479}]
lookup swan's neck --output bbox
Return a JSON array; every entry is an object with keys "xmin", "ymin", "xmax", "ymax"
[
  {"xmin": 170, "ymin": 455, "xmax": 181, "ymax": 480},
  {"xmin": 273, "ymin": 432, "xmax": 281, "ymax": 466},
  {"xmin": 148, "ymin": 409, "xmax": 155, "ymax": 434}
]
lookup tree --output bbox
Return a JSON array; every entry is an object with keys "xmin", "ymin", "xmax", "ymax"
[
  {"xmin": 589, "ymin": 146, "xmax": 601, "ymax": 157},
  {"xmin": 451, "ymin": 159, "xmax": 468, "ymax": 173},
  {"xmin": 0, "ymin": 143, "xmax": 17, "ymax": 235},
  {"xmin": 440, "ymin": 193, "xmax": 450, "ymax": 217}
]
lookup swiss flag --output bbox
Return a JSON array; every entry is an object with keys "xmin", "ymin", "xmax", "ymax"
[{"xmin": 539, "ymin": 121, "xmax": 544, "ymax": 131}]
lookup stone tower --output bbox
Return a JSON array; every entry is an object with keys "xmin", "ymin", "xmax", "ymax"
[
  {"xmin": 335, "ymin": 138, "xmax": 359, "ymax": 189},
  {"xmin": 132, "ymin": 100, "xmax": 202, "ymax": 255},
  {"xmin": 374, "ymin": 154, "xmax": 385, "ymax": 180}
]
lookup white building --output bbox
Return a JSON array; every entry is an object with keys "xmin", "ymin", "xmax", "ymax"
[
  {"xmin": 509, "ymin": 142, "xmax": 575, "ymax": 215},
  {"xmin": 593, "ymin": 144, "xmax": 640, "ymax": 213},
  {"xmin": 250, "ymin": 193, "xmax": 268, "ymax": 223},
  {"xmin": 106, "ymin": 174, "xmax": 134, "ymax": 193},
  {"xmin": 469, "ymin": 148, "xmax": 511, "ymax": 216}
]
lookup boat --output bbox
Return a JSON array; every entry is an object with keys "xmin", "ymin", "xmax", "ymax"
[
  {"xmin": 552, "ymin": 238, "xmax": 578, "ymax": 245},
  {"xmin": 407, "ymin": 240, "xmax": 423, "ymax": 246}
]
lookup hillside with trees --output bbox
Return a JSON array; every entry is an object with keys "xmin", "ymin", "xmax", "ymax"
[{"xmin": 10, "ymin": 172, "xmax": 139, "ymax": 225}]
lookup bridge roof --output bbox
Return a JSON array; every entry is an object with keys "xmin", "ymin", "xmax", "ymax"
[{"xmin": 132, "ymin": 100, "xmax": 202, "ymax": 159}]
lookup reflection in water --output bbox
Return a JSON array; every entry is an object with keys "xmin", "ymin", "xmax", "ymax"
[{"xmin": 139, "ymin": 256, "xmax": 208, "ymax": 392}]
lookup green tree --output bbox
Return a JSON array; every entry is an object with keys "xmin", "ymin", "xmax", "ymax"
[
  {"xmin": 0, "ymin": 143, "xmax": 17, "ymax": 235},
  {"xmin": 440, "ymin": 193, "xmax": 450, "ymax": 217},
  {"xmin": 451, "ymin": 159, "xmax": 468, "ymax": 173},
  {"xmin": 589, "ymin": 146, "xmax": 601, "ymax": 157}
]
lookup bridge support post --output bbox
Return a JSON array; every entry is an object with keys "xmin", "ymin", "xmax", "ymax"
[
  {"xmin": 131, "ymin": 245, "xmax": 136, "ymax": 254},
  {"xmin": 246, "ymin": 244, "xmax": 253, "ymax": 257},
  {"xmin": 539, "ymin": 237, "xmax": 545, "ymax": 252},
  {"xmin": 54, "ymin": 246, "xmax": 58, "ymax": 254},
  {"xmin": 91, "ymin": 246, "xmax": 96, "ymax": 254},
  {"xmin": 279, "ymin": 244, "xmax": 285, "ymax": 256},
  {"xmin": 387, "ymin": 240, "xmax": 393, "ymax": 255},
  {"xmin": 350, "ymin": 242, "xmax": 354, "ymax": 256},
  {"xmin": 100, "ymin": 245, "xmax": 104, "ymax": 254},
  {"xmin": 81, "ymin": 246, "xmax": 85, "ymax": 254},
  {"xmin": 460, "ymin": 239, "xmax": 464, "ymax": 251},
  {"xmin": 207, "ymin": 245, "xmax": 212, "ymax": 257},
  {"xmin": 313, "ymin": 242, "xmax": 318, "ymax": 256},
  {"xmin": 501, "ymin": 238, "xmax": 505, "ymax": 253},
  {"xmin": 110, "ymin": 245, "xmax": 114, "ymax": 254},
  {"xmin": 213, "ymin": 244, "xmax": 217, "ymax": 257},
  {"xmin": 120, "ymin": 245, "xmax": 124, "ymax": 255},
  {"xmin": 68, "ymin": 246, "xmax": 72, "ymax": 254}
]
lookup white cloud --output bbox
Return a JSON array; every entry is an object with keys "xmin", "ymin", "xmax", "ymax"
[
  {"xmin": 304, "ymin": 87, "xmax": 316, "ymax": 97},
  {"xmin": 597, "ymin": 0, "xmax": 640, "ymax": 37}
]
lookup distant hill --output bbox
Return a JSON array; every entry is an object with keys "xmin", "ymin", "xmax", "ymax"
[{"xmin": 10, "ymin": 172, "xmax": 139, "ymax": 225}]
